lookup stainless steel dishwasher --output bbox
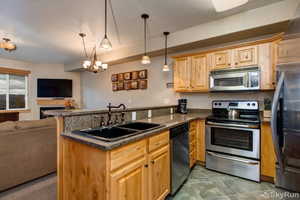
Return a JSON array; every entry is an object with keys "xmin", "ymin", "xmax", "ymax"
[{"xmin": 170, "ymin": 123, "xmax": 190, "ymax": 195}]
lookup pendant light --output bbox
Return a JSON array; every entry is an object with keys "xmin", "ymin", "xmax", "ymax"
[
  {"xmin": 79, "ymin": 33, "xmax": 108, "ymax": 73},
  {"xmin": 100, "ymin": 0, "xmax": 112, "ymax": 50},
  {"xmin": 141, "ymin": 14, "xmax": 151, "ymax": 65},
  {"xmin": 162, "ymin": 32, "xmax": 170, "ymax": 72}
]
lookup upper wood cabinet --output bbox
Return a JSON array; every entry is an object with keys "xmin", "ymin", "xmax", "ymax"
[
  {"xmin": 190, "ymin": 55, "xmax": 209, "ymax": 91},
  {"xmin": 259, "ymin": 43, "xmax": 276, "ymax": 90},
  {"xmin": 174, "ymin": 55, "xmax": 208, "ymax": 92},
  {"xmin": 174, "ymin": 57, "xmax": 190, "ymax": 90},
  {"xmin": 278, "ymin": 37, "xmax": 300, "ymax": 64},
  {"xmin": 209, "ymin": 50, "xmax": 232, "ymax": 70},
  {"xmin": 234, "ymin": 45, "xmax": 258, "ymax": 67}
]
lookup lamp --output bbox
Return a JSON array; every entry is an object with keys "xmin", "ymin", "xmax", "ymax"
[
  {"xmin": 100, "ymin": 0, "xmax": 112, "ymax": 50},
  {"xmin": 162, "ymin": 32, "xmax": 170, "ymax": 72},
  {"xmin": 141, "ymin": 14, "xmax": 151, "ymax": 65}
]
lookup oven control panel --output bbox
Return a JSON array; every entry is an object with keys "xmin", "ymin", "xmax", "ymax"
[{"xmin": 212, "ymin": 101, "xmax": 259, "ymax": 110}]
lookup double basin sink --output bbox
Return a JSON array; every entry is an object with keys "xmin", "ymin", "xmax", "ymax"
[{"xmin": 72, "ymin": 122, "xmax": 164, "ymax": 142}]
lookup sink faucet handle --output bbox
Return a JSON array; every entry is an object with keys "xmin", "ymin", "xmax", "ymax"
[
  {"xmin": 121, "ymin": 112, "xmax": 126, "ymax": 123},
  {"xmin": 114, "ymin": 114, "xmax": 119, "ymax": 124}
]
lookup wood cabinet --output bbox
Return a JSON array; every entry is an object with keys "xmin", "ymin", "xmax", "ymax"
[
  {"xmin": 189, "ymin": 121, "xmax": 197, "ymax": 168},
  {"xmin": 190, "ymin": 55, "xmax": 209, "ymax": 91},
  {"xmin": 174, "ymin": 55, "xmax": 208, "ymax": 92},
  {"xmin": 209, "ymin": 50, "xmax": 232, "ymax": 70},
  {"xmin": 173, "ymin": 35, "xmax": 281, "ymax": 93},
  {"xmin": 110, "ymin": 157, "xmax": 147, "ymax": 200},
  {"xmin": 148, "ymin": 145, "xmax": 170, "ymax": 200},
  {"xmin": 196, "ymin": 120, "xmax": 206, "ymax": 164},
  {"xmin": 233, "ymin": 45, "xmax": 258, "ymax": 67},
  {"xmin": 261, "ymin": 122, "xmax": 276, "ymax": 182},
  {"xmin": 278, "ymin": 37, "xmax": 300, "ymax": 64},
  {"xmin": 174, "ymin": 57, "xmax": 190, "ymax": 91},
  {"xmin": 59, "ymin": 130, "xmax": 170, "ymax": 200}
]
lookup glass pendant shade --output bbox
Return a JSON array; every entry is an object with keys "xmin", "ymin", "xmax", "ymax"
[
  {"xmin": 162, "ymin": 64, "xmax": 170, "ymax": 72},
  {"xmin": 83, "ymin": 60, "xmax": 91, "ymax": 68},
  {"xmin": 100, "ymin": 36, "xmax": 112, "ymax": 50},
  {"xmin": 141, "ymin": 55, "xmax": 151, "ymax": 65},
  {"xmin": 102, "ymin": 63, "xmax": 108, "ymax": 69}
]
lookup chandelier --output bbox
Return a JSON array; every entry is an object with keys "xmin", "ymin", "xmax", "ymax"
[
  {"xmin": 0, "ymin": 38, "xmax": 16, "ymax": 52},
  {"xmin": 79, "ymin": 33, "xmax": 108, "ymax": 73}
]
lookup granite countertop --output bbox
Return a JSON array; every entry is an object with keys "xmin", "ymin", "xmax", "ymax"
[
  {"xmin": 62, "ymin": 112, "xmax": 211, "ymax": 151},
  {"xmin": 44, "ymin": 105, "xmax": 177, "ymax": 117}
]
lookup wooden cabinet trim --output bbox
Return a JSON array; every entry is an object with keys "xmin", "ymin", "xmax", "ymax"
[{"xmin": 0, "ymin": 67, "xmax": 31, "ymax": 76}]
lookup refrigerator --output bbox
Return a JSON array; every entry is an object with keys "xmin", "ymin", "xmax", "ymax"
[{"xmin": 271, "ymin": 4, "xmax": 300, "ymax": 192}]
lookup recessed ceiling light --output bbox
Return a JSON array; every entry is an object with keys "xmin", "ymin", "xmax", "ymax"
[{"xmin": 212, "ymin": 0, "xmax": 249, "ymax": 12}]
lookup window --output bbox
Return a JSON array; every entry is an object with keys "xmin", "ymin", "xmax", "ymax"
[{"xmin": 0, "ymin": 73, "xmax": 28, "ymax": 110}]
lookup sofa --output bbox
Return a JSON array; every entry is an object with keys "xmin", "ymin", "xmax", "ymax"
[{"xmin": 0, "ymin": 117, "xmax": 57, "ymax": 191}]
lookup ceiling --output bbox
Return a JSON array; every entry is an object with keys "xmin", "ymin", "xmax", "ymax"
[{"xmin": 0, "ymin": 0, "xmax": 284, "ymax": 64}]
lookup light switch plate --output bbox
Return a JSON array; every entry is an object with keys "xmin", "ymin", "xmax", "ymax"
[{"xmin": 132, "ymin": 112, "xmax": 136, "ymax": 121}]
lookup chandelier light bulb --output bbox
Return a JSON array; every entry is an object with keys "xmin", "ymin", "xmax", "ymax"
[
  {"xmin": 102, "ymin": 63, "xmax": 108, "ymax": 70},
  {"xmin": 94, "ymin": 65, "xmax": 99, "ymax": 70},
  {"xmin": 141, "ymin": 55, "xmax": 151, "ymax": 65},
  {"xmin": 100, "ymin": 36, "xmax": 112, "ymax": 50},
  {"xmin": 95, "ymin": 60, "xmax": 102, "ymax": 67},
  {"xmin": 162, "ymin": 64, "xmax": 170, "ymax": 72},
  {"xmin": 83, "ymin": 60, "xmax": 91, "ymax": 68}
]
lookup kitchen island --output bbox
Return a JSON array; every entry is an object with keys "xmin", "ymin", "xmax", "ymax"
[{"xmin": 46, "ymin": 106, "xmax": 210, "ymax": 200}]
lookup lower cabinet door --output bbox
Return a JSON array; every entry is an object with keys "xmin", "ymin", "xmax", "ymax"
[
  {"xmin": 148, "ymin": 145, "xmax": 170, "ymax": 200},
  {"xmin": 110, "ymin": 157, "xmax": 147, "ymax": 200}
]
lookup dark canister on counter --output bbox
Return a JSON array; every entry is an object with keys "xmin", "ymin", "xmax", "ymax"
[{"xmin": 177, "ymin": 99, "xmax": 188, "ymax": 114}]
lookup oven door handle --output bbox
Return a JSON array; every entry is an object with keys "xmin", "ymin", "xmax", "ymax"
[
  {"xmin": 207, "ymin": 152, "xmax": 259, "ymax": 165},
  {"xmin": 206, "ymin": 121, "xmax": 259, "ymax": 129}
]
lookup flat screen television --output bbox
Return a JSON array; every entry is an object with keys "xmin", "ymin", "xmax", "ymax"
[{"xmin": 37, "ymin": 79, "xmax": 73, "ymax": 98}]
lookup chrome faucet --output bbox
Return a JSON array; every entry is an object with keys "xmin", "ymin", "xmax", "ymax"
[{"xmin": 107, "ymin": 103, "xmax": 126, "ymax": 126}]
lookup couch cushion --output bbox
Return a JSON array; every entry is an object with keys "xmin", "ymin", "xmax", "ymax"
[
  {"xmin": 15, "ymin": 117, "xmax": 56, "ymax": 130},
  {"xmin": 0, "ymin": 121, "xmax": 17, "ymax": 133}
]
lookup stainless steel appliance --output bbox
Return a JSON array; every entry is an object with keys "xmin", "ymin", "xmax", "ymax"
[
  {"xmin": 170, "ymin": 123, "xmax": 190, "ymax": 195},
  {"xmin": 271, "ymin": 5, "xmax": 300, "ymax": 192},
  {"xmin": 209, "ymin": 66, "xmax": 260, "ymax": 92},
  {"xmin": 206, "ymin": 100, "xmax": 261, "ymax": 182},
  {"xmin": 177, "ymin": 99, "xmax": 188, "ymax": 114}
]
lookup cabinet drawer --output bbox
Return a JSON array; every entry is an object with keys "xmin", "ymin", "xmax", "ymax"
[
  {"xmin": 149, "ymin": 131, "xmax": 169, "ymax": 152},
  {"xmin": 190, "ymin": 121, "xmax": 197, "ymax": 131},
  {"xmin": 110, "ymin": 139, "xmax": 147, "ymax": 171}
]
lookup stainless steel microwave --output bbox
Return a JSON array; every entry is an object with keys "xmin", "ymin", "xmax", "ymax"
[{"xmin": 209, "ymin": 66, "xmax": 260, "ymax": 92}]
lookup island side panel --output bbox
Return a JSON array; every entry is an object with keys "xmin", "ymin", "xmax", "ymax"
[{"xmin": 56, "ymin": 116, "xmax": 64, "ymax": 200}]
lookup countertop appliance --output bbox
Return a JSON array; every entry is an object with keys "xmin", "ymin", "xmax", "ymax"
[
  {"xmin": 177, "ymin": 99, "xmax": 188, "ymax": 114},
  {"xmin": 271, "ymin": 5, "xmax": 300, "ymax": 192},
  {"xmin": 206, "ymin": 100, "xmax": 261, "ymax": 182},
  {"xmin": 169, "ymin": 123, "xmax": 190, "ymax": 195},
  {"xmin": 209, "ymin": 66, "xmax": 260, "ymax": 92}
]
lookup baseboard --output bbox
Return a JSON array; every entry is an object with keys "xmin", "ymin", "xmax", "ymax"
[
  {"xmin": 196, "ymin": 161, "xmax": 205, "ymax": 166},
  {"xmin": 261, "ymin": 175, "xmax": 275, "ymax": 183}
]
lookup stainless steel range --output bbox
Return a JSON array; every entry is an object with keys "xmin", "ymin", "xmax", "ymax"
[{"xmin": 205, "ymin": 100, "xmax": 261, "ymax": 182}]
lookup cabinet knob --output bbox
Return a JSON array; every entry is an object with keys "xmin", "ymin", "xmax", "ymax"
[
  {"xmin": 228, "ymin": 63, "xmax": 231, "ymax": 66},
  {"xmin": 235, "ymin": 62, "xmax": 238, "ymax": 65},
  {"xmin": 151, "ymin": 160, "xmax": 155, "ymax": 164},
  {"xmin": 144, "ymin": 164, "xmax": 148, "ymax": 168}
]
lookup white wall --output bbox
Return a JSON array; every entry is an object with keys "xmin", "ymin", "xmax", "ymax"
[
  {"xmin": 0, "ymin": 57, "xmax": 81, "ymax": 120},
  {"xmin": 81, "ymin": 54, "xmax": 273, "ymax": 110}
]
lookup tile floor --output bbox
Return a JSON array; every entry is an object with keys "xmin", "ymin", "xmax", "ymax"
[
  {"xmin": 168, "ymin": 165, "xmax": 300, "ymax": 200},
  {"xmin": 0, "ymin": 166, "xmax": 299, "ymax": 200}
]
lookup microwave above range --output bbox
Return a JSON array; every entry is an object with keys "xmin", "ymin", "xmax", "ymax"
[{"xmin": 209, "ymin": 66, "xmax": 260, "ymax": 92}]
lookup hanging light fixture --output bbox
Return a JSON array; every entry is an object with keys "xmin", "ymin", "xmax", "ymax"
[
  {"xmin": 141, "ymin": 14, "xmax": 151, "ymax": 65},
  {"xmin": 162, "ymin": 32, "xmax": 170, "ymax": 72},
  {"xmin": 79, "ymin": 33, "xmax": 108, "ymax": 73},
  {"xmin": 0, "ymin": 38, "xmax": 17, "ymax": 52},
  {"xmin": 100, "ymin": 0, "xmax": 112, "ymax": 50}
]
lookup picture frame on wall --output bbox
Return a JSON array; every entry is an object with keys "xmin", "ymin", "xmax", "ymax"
[
  {"xmin": 118, "ymin": 73, "xmax": 124, "ymax": 81},
  {"xmin": 138, "ymin": 70, "xmax": 147, "ymax": 79},
  {"xmin": 131, "ymin": 71, "xmax": 139, "ymax": 80},
  {"xmin": 117, "ymin": 82, "xmax": 124, "ymax": 90},
  {"xmin": 124, "ymin": 81, "xmax": 131, "ymax": 90},
  {"xmin": 124, "ymin": 72, "xmax": 131, "ymax": 80},
  {"xmin": 112, "ymin": 82, "xmax": 118, "ymax": 91},
  {"xmin": 111, "ymin": 74, "xmax": 118, "ymax": 82},
  {"xmin": 131, "ymin": 81, "xmax": 138, "ymax": 89},
  {"xmin": 139, "ymin": 80, "xmax": 147, "ymax": 89}
]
